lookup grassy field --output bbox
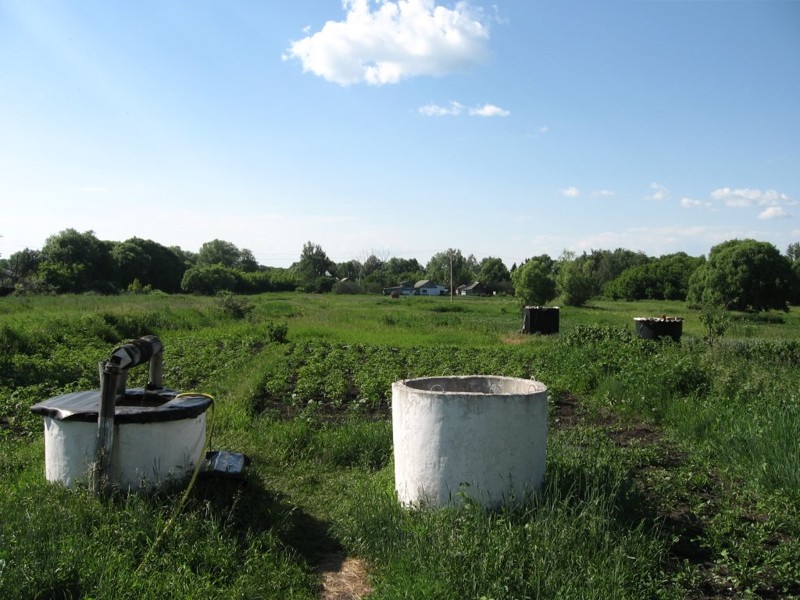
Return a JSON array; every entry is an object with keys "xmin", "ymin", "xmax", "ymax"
[{"xmin": 1, "ymin": 292, "xmax": 799, "ymax": 598}]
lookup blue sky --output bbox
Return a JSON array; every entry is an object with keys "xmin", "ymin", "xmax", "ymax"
[{"xmin": 1, "ymin": 0, "xmax": 798, "ymax": 268}]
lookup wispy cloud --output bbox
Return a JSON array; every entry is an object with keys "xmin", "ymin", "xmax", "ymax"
[
  {"xmin": 559, "ymin": 187, "xmax": 614, "ymax": 199},
  {"xmin": 680, "ymin": 197, "xmax": 711, "ymax": 209},
  {"xmin": 283, "ymin": 0, "xmax": 490, "ymax": 85},
  {"xmin": 758, "ymin": 206, "xmax": 791, "ymax": 220},
  {"xmin": 682, "ymin": 188, "xmax": 795, "ymax": 217},
  {"xmin": 418, "ymin": 101, "xmax": 464, "ymax": 116},
  {"xmin": 418, "ymin": 101, "xmax": 509, "ymax": 117},
  {"xmin": 710, "ymin": 187, "xmax": 793, "ymax": 208},
  {"xmin": 560, "ymin": 187, "xmax": 580, "ymax": 198},
  {"xmin": 469, "ymin": 104, "xmax": 509, "ymax": 117},
  {"xmin": 645, "ymin": 182, "xmax": 669, "ymax": 202}
]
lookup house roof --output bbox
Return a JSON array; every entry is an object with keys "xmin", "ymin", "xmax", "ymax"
[{"xmin": 415, "ymin": 280, "xmax": 447, "ymax": 288}]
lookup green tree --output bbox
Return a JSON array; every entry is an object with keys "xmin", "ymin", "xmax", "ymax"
[
  {"xmin": 787, "ymin": 242, "xmax": 800, "ymax": 305},
  {"xmin": 787, "ymin": 242, "xmax": 800, "ymax": 263},
  {"xmin": 238, "ymin": 248, "xmax": 259, "ymax": 273},
  {"xmin": 293, "ymin": 241, "xmax": 335, "ymax": 292},
  {"xmin": 170, "ymin": 245, "xmax": 198, "ymax": 268},
  {"xmin": 112, "ymin": 238, "xmax": 187, "ymax": 292},
  {"xmin": 386, "ymin": 257, "xmax": 423, "ymax": 279},
  {"xmin": 239, "ymin": 268, "xmax": 297, "ymax": 293},
  {"xmin": 197, "ymin": 239, "xmax": 244, "ymax": 269},
  {"xmin": 584, "ymin": 248, "xmax": 651, "ymax": 296},
  {"xmin": 687, "ymin": 239, "xmax": 793, "ymax": 311},
  {"xmin": 112, "ymin": 241, "xmax": 150, "ymax": 290},
  {"xmin": 511, "ymin": 258, "xmax": 557, "ymax": 306},
  {"xmin": 477, "ymin": 257, "xmax": 512, "ymax": 295},
  {"xmin": 605, "ymin": 253, "xmax": 703, "ymax": 301},
  {"xmin": 39, "ymin": 229, "xmax": 115, "ymax": 293},
  {"xmin": 336, "ymin": 259, "xmax": 362, "ymax": 281},
  {"xmin": 6, "ymin": 248, "xmax": 41, "ymax": 281},
  {"xmin": 556, "ymin": 251, "xmax": 594, "ymax": 306},
  {"xmin": 426, "ymin": 249, "xmax": 474, "ymax": 289}
]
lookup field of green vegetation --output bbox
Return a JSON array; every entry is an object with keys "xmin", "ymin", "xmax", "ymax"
[{"xmin": 2, "ymin": 292, "xmax": 799, "ymax": 599}]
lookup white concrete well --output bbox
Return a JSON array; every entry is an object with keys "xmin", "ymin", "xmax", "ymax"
[
  {"xmin": 31, "ymin": 389, "xmax": 211, "ymax": 492},
  {"xmin": 392, "ymin": 376, "xmax": 547, "ymax": 508}
]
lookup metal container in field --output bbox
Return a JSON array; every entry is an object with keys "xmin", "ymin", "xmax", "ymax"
[
  {"xmin": 634, "ymin": 316, "xmax": 683, "ymax": 342},
  {"xmin": 522, "ymin": 306, "xmax": 559, "ymax": 334}
]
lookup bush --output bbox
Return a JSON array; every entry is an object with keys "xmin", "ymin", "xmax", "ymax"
[
  {"xmin": 181, "ymin": 265, "xmax": 241, "ymax": 295},
  {"xmin": 215, "ymin": 291, "xmax": 254, "ymax": 319},
  {"xmin": 332, "ymin": 280, "xmax": 363, "ymax": 294},
  {"xmin": 266, "ymin": 322, "xmax": 289, "ymax": 344}
]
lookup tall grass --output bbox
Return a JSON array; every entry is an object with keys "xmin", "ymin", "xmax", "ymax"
[
  {"xmin": 3, "ymin": 292, "xmax": 800, "ymax": 597},
  {"xmin": 327, "ymin": 431, "xmax": 672, "ymax": 599}
]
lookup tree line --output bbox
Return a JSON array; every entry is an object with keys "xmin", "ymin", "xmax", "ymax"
[{"xmin": 2, "ymin": 229, "xmax": 799, "ymax": 312}]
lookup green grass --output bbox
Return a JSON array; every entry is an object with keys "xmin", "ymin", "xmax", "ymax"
[{"xmin": 2, "ymin": 292, "xmax": 800, "ymax": 598}]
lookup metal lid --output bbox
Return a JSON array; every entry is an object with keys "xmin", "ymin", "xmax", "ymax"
[{"xmin": 30, "ymin": 388, "xmax": 212, "ymax": 424}]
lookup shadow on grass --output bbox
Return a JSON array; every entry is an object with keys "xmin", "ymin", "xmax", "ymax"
[{"xmin": 191, "ymin": 473, "xmax": 342, "ymax": 567}]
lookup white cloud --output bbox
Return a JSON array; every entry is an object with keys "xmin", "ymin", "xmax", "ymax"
[
  {"xmin": 468, "ymin": 103, "xmax": 509, "ymax": 117},
  {"xmin": 646, "ymin": 182, "xmax": 669, "ymax": 202},
  {"xmin": 710, "ymin": 187, "xmax": 793, "ymax": 207},
  {"xmin": 558, "ymin": 188, "xmax": 613, "ymax": 198},
  {"xmin": 419, "ymin": 101, "xmax": 509, "ymax": 117},
  {"xmin": 418, "ymin": 101, "xmax": 464, "ymax": 116},
  {"xmin": 284, "ymin": 0, "xmax": 490, "ymax": 85},
  {"xmin": 539, "ymin": 125, "xmax": 549, "ymax": 134},
  {"xmin": 680, "ymin": 197, "xmax": 709, "ymax": 208},
  {"xmin": 758, "ymin": 206, "xmax": 791, "ymax": 220},
  {"xmin": 560, "ymin": 187, "xmax": 580, "ymax": 198}
]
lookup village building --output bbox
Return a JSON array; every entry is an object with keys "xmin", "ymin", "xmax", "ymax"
[
  {"xmin": 382, "ymin": 279, "xmax": 449, "ymax": 296},
  {"xmin": 458, "ymin": 281, "xmax": 488, "ymax": 296}
]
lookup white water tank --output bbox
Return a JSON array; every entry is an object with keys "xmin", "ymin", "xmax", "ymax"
[{"xmin": 392, "ymin": 376, "xmax": 547, "ymax": 508}]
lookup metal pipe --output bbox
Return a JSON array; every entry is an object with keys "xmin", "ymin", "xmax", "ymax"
[
  {"xmin": 93, "ymin": 360, "xmax": 121, "ymax": 493},
  {"xmin": 109, "ymin": 335, "xmax": 163, "ymax": 370},
  {"xmin": 92, "ymin": 335, "xmax": 163, "ymax": 493},
  {"xmin": 148, "ymin": 350, "xmax": 164, "ymax": 390}
]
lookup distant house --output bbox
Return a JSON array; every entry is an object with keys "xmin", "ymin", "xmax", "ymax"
[
  {"xmin": 382, "ymin": 280, "xmax": 415, "ymax": 296},
  {"xmin": 459, "ymin": 281, "xmax": 487, "ymax": 296},
  {"xmin": 382, "ymin": 279, "xmax": 449, "ymax": 296},
  {"xmin": 414, "ymin": 280, "xmax": 448, "ymax": 296}
]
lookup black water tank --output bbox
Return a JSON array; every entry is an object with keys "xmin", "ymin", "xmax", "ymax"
[
  {"xmin": 522, "ymin": 306, "xmax": 560, "ymax": 335},
  {"xmin": 634, "ymin": 317, "xmax": 683, "ymax": 342}
]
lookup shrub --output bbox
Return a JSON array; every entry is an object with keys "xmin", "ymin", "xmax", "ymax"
[
  {"xmin": 332, "ymin": 280, "xmax": 363, "ymax": 294},
  {"xmin": 215, "ymin": 291, "xmax": 254, "ymax": 319},
  {"xmin": 266, "ymin": 322, "xmax": 289, "ymax": 344}
]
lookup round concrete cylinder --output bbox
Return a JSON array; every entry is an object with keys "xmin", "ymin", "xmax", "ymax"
[
  {"xmin": 392, "ymin": 376, "xmax": 547, "ymax": 507},
  {"xmin": 42, "ymin": 414, "xmax": 206, "ymax": 491}
]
